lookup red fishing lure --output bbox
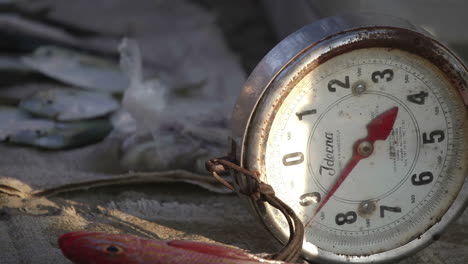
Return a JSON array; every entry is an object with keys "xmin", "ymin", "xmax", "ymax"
[{"xmin": 59, "ymin": 231, "xmax": 294, "ymax": 264}]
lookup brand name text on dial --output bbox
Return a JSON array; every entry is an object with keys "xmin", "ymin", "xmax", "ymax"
[{"xmin": 320, "ymin": 132, "xmax": 336, "ymax": 176}]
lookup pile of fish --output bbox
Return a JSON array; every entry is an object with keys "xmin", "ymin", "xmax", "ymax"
[
  {"xmin": 0, "ymin": 3, "xmax": 235, "ymax": 163},
  {"xmin": 0, "ymin": 5, "xmax": 128, "ymax": 149}
]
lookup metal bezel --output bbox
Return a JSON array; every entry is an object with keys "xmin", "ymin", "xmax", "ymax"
[{"xmin": 231, "ymin": 13, "xmax": 468, "ymax": 263}]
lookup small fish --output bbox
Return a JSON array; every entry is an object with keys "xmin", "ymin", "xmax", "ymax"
[
  {"xmin": 19, "ymin": 88, "xmax": 119, "ymax": 121},
  {"xmin": 0, "ymin": 106, "xmax": 112, "ymax": 149},
  {"xmin": 0, "ymin": 14, "xmax": 118, "ymax": 55},
  {"xmin": 0, "ymin": 106, "xmax": 53, "ymax": 141},
  {"xmin": 0, "ymin": 55, "xmax": 32, "ymax": 73},
  {"xmin": 8, "ymin": 119, "xmax": 112, "ymax": 149},
  {"xmin": 59, "ymin": 231, "xmax": 293, "ymax": 264},
  {"xmin": 0, "ymin": 83, "xmax": 55, "ymax": 105},
  {"xmin": 0, "ymin": 56, "xmax": 41, "ymax": 87},
  {"xmin": 22, "ymin": 46, "xmax": 128, "ymax": 93}
]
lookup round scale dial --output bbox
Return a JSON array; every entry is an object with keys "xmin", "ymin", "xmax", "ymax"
[
  {"xmin": 232, "ymin": 13, "xmax": 468, "ymax": 263},
  {"xmin": 265, "ymin": 48, "xmax": 467, "ymax": 255}
]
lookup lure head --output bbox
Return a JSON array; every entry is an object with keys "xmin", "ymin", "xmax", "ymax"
[{"xmin": 58, "ymin": 231, "xmax": 150, "ymax": 264}]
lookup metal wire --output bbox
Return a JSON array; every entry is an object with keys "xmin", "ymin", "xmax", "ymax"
[{"xmin": 206, "ymin": 157, "xmax": 304, "ymax": 263}]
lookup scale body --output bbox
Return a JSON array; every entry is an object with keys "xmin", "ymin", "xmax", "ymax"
[{"xmin": 230, "ymin": 13, "xmax": 468, "ymax": 263}]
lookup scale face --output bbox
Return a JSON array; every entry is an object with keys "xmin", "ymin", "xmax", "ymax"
[{"xmin": 230, "ymin": 14, "xmax": 468, "ymax": 263}]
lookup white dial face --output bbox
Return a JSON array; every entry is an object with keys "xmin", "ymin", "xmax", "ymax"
[{"xmin": 264, "ymin": 48, "xmax": 468, "ymax": 255}]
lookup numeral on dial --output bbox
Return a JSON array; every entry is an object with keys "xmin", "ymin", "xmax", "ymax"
[
  {"xmin": 371, "ymin": 69, "xmax": 394, "ymax": 83},
  {"xmin": 407, "ymin": 91, "xmax": 429, "ymax": 105},
  {"xmin": 328, "ymin": 76, "xmax": 350, "ymax": 92},
  {"xmin": 411, "ymin": 171, "xmax": 433, "ymax": 186},
  {"xmin": 282, "ymin": 152, "xmax": 304, "ymax": 166},
  {"xmin": 422, "ymin": 130, "xmax": 445, "ymax": 144},
  {"xmin": 299, "ymin": 192, "xmax": 321, "ymax": 206},
  {"xmin": 296, "ymin": 109, "xmax": 317, "ymax": 120},
  {"xmin": 380, "ymin": 205, "xmax": 401, "ymax": 218},
  {"xmin": 335, "ymin": 211, "xmax": 357, "ymax": 225}
]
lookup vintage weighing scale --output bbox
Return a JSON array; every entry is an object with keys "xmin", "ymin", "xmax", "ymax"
[{"xmin": 208, "ymin": 13, "xmax": 468, "ymax": 263}]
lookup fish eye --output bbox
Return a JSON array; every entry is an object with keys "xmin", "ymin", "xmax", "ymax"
[{"xmin": 104, "ymin": 245, "xmax": 121, "ymax": 254}]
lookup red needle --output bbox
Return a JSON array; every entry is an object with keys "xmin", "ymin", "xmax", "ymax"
[{"xmin": 305, "ymin": 106, "xmax": 399, "ymax": 227}]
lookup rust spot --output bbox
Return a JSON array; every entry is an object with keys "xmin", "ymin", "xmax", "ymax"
[{"xmin": 357, "ymin": 200, "xmax": 377, "ymax": 217}]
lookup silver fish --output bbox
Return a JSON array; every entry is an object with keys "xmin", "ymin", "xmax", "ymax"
[
  {"xmin": 22, "ymin": 46, "xmax": 129, "ymax": 93},
  {"xmin": 0, "ymin": 106, "xmax": 48, "ymax": 141},
  {"xmin": 0, "ymin": 82, "xmax": 50, "ymax": 105},
  {"xmin": 0, "ymin": 14, "xmax": 118, "ymax": 55},
  {"xmin": 7, "ymin": 119, "xmax": 113, "ymax": 149},
  {"xmin": 19, "ymin": 88, "xmax": 119, "ymax": 121},
  {"xmin": 0, "ymin": 55, "xmax": 32, "ymax": 73},
  {"xmin": 0, "ymin": 0, "xmax": 50, "ymax": 15},
  {"xmin": 0, "ymin": 56, "xmax": 41, "ymax": 88}
]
